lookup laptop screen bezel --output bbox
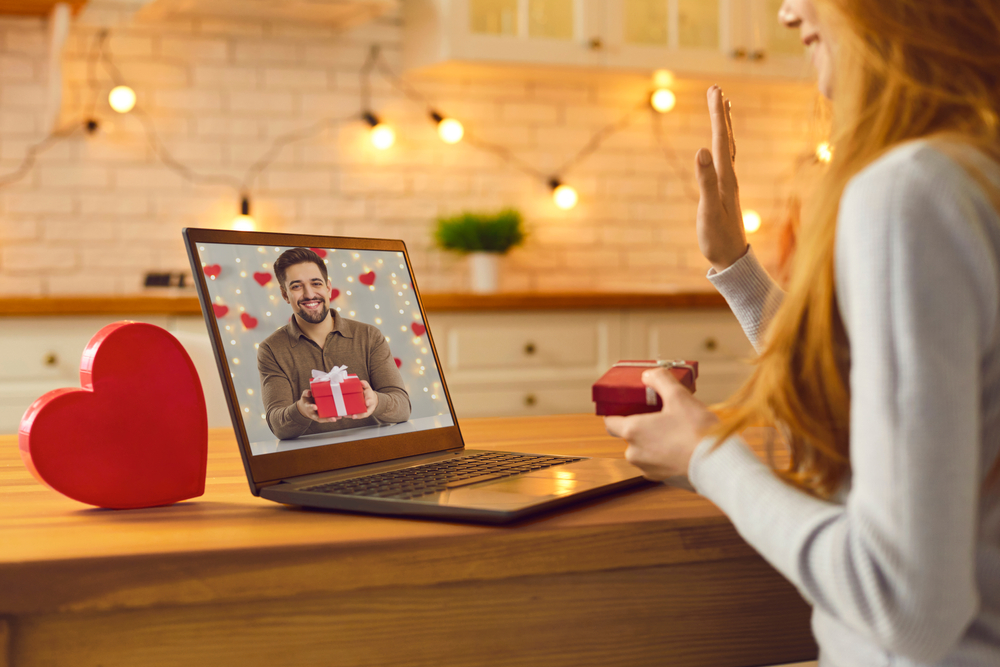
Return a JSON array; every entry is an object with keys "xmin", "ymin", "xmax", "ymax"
[{"xmin": 183, "ymin": 227, "xmax": 465, "ymax": 493}]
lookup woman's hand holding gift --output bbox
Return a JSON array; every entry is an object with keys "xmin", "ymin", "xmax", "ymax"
[{"xmin": 604, "ymin": 368, "xmax": 718, "ymax": 481}]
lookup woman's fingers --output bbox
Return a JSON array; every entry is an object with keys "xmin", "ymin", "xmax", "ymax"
[
  {"xmin": 708, "ymin": 87, "xmax": 735, "ymax": 181},
  {"xmin": 724, "ymin": 98, "xmax": 736, "ymax": 162}
]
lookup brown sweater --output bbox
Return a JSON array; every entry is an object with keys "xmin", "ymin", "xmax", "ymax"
[{"xmin": 257, "ymin": 312, "xmax": 411, "ymax": 440}]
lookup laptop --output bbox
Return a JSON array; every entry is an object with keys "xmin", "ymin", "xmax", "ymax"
[{"xmin": 183, "ymin": 227, "xmax": 649, "ymax": 524}]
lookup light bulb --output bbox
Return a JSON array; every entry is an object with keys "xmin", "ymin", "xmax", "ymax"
[
  {"xmin": 232, "ymin": 196, "xmax": 255, "ymax": 231},
  {"xmin": 816, "ymin": 141, "xmax": 833, "ymax": 163},
  {"xmin": 108, "ymin": 85, "xmax": 136, "ymax": 113},
  {"xmin": 552, "ymin": 184, "xmax": 578, "ymax": 210},
  {"xmin": 651, "ymin": 89, "xmax": 677, "ymax": 113},
  {"xmin": 743, "ymin": 210, "xmax": 762, "ymax": 234},
  {"xmin": 437, "ymin": 118, "xmax": 464, "ymax": 144},
  {"xmin": 370, "ymin": 123, "xmax": 395, "ymax": 150},
  {"xmin": 653, "ymin": 69, "xmax": 675, "ymax": 89}
]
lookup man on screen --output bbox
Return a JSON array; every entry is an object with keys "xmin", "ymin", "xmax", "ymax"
[{"xmin": 257, "ymin": 248, "xmax": 411, "ymax": 440}]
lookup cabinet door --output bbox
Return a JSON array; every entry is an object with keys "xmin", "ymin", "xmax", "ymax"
[
  {"xmin": 602, "ymin": 0, "xmax": 747, "ymax": 78},
  {"xmin": 439, "ymin": 0, "xmax": 606, "ymax": 68}
]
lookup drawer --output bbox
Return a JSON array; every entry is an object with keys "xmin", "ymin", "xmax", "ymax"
[
  {"xmin": 431, "ymin": 312, "xmax": 620, "ymax": 373},
  {"xmin": 0, "ymin": 316, "xmax": 170, "ymax": 382},
  {"xmin": 627, "ymin": 310, "xmax": 756, "ymax": 363},
  {"xmin": 447, "ymin": 381, "xmax": 593, "ymax": 418}
]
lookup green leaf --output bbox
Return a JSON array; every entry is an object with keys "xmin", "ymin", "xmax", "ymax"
[{"xmin": 433, "ymin": 208, "xmax": 526, "ymax": 254}]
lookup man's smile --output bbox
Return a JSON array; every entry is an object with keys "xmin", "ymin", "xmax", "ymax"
[{"xmin": 299, "ymin": 298, "xmax": 324, "ymax": 310}]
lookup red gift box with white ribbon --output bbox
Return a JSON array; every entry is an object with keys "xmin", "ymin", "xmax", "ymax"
[
  {"xmin": 310, "ymin": 365, "xmax": 367, "ymax": 418},
  {"xmin": 592, "ymin": 360, "xmax": 699, "ymax": 416}
]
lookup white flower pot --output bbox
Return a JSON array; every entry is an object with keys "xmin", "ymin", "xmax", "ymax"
[{"xmin": 468, "ymin": 252, "xmax": 500, "ymax": 293}]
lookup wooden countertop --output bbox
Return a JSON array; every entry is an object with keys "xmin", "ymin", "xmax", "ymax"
[
  {"xmin": 0, "ymin": 291, "xmax": 726, "ymax": 317},
  {"xmin": 0, "ymin": 415, "xmax": 815, "ymax": 667}
]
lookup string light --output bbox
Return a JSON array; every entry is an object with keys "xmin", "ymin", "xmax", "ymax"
[
  {"xmin": 232, "ymin": 195, "xmax": 255, "ymax": 232},
  {"xmin": 430, "ymin": 111, "xmax": 464, "ymax": 144},
  {"xmin": 650, "ymin": 89, "xmax": 677, "ymax": 114},
  {"xmin": 363, "ymin": 112, "xmax": 395, "ymax": 150},
  {"xmin": 743, "ymin": 210, "xmax": 762, "ymax": 233},
  {"xmin": 816, "ymin": 142, "xmax": 833, "ymax": 163},
  {"xmin": 549, "ymin": 178, "xmax": 578, "ymax": 210},
  {"xmin": 108, "ymin": 85, "xmax": 136, "ymax": 113}
]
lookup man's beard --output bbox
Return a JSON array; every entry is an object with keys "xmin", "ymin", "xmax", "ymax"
[{"xmin": 296, "ymin": 298, "xmax": 329, "ymax": 324}]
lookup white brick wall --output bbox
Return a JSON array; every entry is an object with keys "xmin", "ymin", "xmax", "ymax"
[{"xmin": 0, "ymin": 1, "xmax": 822, "ymax": 296}]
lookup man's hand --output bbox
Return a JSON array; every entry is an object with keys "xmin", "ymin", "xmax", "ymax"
[
  {"xmin": 295, "ymin": 389, "xmax": 341, "ymax": 423},
  {"xmin": 347, "ymin": 380, "xmax": 379, "ymax": 419},
  {"xmin": 604, "ymin": 369, "xmax": 719, "ymax": 481},
  {"xmin": 696, "ymin": 85, "xmax": 749, "ymax": 273}
]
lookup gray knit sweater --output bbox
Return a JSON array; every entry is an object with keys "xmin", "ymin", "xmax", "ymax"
[{"xmin": 692, "ymin": 141, "xmax": 1000, "ymax": 666}]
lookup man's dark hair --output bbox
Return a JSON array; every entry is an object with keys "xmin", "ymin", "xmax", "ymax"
[{"xmin": 274, "ymin": 248, "xmax": 329, "ymax": 289}]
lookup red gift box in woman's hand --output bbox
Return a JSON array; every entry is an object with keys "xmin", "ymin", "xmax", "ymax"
[{"xmin": 593, "ymin": 360, "xmax": 698, "ymax": 416}]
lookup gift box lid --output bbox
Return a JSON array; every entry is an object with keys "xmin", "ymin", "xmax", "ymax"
[
  {"xmin": 592, "ymin": 360, "xmax": 698, "ymax": 404},
  {"xmin": 310, "ymin": 373, "xmax": 361, "ymax": 397}
]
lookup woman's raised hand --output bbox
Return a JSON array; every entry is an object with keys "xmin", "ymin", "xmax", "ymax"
[{"xmin": 696, "ymin": 86, "xmax": 748, "ymax": 273}]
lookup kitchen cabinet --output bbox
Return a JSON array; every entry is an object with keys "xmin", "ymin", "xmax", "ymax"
[
  {"xmin": 404, "ymin": 0, "xmax": 810, "ymax": 80},
  {"xmin": 428, "ymin": 307, "xmax": 755, "ymax": 418}
]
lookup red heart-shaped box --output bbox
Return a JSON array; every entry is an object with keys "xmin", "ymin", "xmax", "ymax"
[{"xmin": 18, "ymin": 322, "xmax": 208, "ymax": 509}]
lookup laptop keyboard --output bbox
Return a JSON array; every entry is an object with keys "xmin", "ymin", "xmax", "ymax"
[{"xmin": 301, "ymin": 452, "xmax": 585, "ymax": 500}]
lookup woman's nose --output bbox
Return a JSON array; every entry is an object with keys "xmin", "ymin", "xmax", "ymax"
[{"xmin": 778, "ymin": 0, "xmax": 801, "ymax": 28}]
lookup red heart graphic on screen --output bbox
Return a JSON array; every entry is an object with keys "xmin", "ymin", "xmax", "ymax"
[
  {"xmin": 253, "ymin": 272, "xmax": 272, "ymax": 286},
  {"xmin": 394, "ymin": 357, "xmax": 402, "ymax": 368},
  {"xmin": 213, "ymin": 304, "xmax": 229, "ymax": 318},
  {"xmin": 18, "ymin": 322, "xmax": 208, "ymax": 509},
  {"xmin": 359, "ymin": 271, "xmax": 376, "ymax": 286},
  {"xmin": 411, "ymin": 323, "xmax": 426, "ymax": 337},
  {"xmin": 330, "ymin": 288, "xmax": 340, "ymax": 300},
  {"xmin": 203, "ymin": 264, "xmax": 221, "ymax": 278},
  {"xmin": 241, "ymin": 313, "xmax": 258, "ymax": 330},
  {"xmin": 309, "ymin": 248, "xmax": 327, "ymax": 258}
]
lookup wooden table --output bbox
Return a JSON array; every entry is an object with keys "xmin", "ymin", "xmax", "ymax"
[{"xmin": 0, "ymin": 415, "xmax": 816, "ymax": 667}]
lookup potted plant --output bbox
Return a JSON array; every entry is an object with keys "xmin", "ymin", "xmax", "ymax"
[{"xmin": 433, "ymin": 208, "xmax": 526, "ymax": 293}]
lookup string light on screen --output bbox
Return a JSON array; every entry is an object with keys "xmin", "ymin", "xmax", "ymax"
[
  {"xmin": 363, "ymin": 112, "xmax": 395, "ymax": 150},
  {"xmin": 232, "ymin": 196, "xmax": 255, "ymax": 231},
  {"xmin": 549, "ymin": 178, "xmax": 578, "ymax": 210},
  {"xmin": 108, "ymin": 85, "xmax": 136, "ymax": 113},
  {"xmin": 743, "ymin": 209, "xmax": 762, "ymax": 234},
  {"xmin": 430, "ymin": 111, "xmax": 464, "ymax": 144}
]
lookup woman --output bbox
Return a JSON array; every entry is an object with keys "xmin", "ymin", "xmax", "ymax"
[{"xmin": 605, "ymin": 1, "xmax": 1000, "ymax": 665}]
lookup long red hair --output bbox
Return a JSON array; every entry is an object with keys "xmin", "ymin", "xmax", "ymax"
[{"xmin": 709, "ymin": 0, "xmax": 1000, "ymax": 497}]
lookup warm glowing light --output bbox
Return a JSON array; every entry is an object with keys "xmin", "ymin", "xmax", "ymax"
[
  {"xmin": 232, "ymin": 196, "xmax": 255, "ymax": 231},
  {"xmin": 743, "ymin": 210, "xmax": 762, "ymax": 233},
  {"xmin": 108, "ymin": 85, "xmax": 136, "ymax": 113},
  {"xmin": 370, "ymin": 123, "xmax": 395, "ymax": 150},
  {"xmin": 650, "ymin": 89, "xmax": 677, "ymax": 113},
  {"xmin": 553, "ymin": 184, "xmax": 578, "ymax": 210},
  {"xmin": 437, "ymin": 118, "xmax": 464, "ymax": 144},
  {"xmin": 816, "ymin": 141, "xmax": 833, "ymax": 163},
  {"xmin": 653, "ymin": 69, "xmax": 675, "ymax": 88}
]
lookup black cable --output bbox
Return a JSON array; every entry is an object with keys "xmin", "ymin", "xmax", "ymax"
[
  {"xmin": 554, "ymin": 98, "xmax": 648, "ymax": 177},
  {"xmin": 0, "ymin": 124, "xmax": 82, "ymax": 187}
]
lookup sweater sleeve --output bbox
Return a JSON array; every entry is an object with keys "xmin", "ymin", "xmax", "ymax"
[
  {"xmin": 688, "ymin": 143, "xmax": 999, "ymax": 662},
  {"xmin": 706, "ymin": 245, "xmax": 784, "ymax": 353}
]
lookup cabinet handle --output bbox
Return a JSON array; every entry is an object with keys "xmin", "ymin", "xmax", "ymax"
[
  {"xmin": 524, "ymin": 393, "xmax": 538, "ymax": 407},
  {"xmin": 588, "ymin": 37, "xmax": 603, "ymax": 50},
  {"xmin": 703, "ymin": 337, "xmax": 718, "ymax": 352},
  {"xmin": 524, "ymin": 342, "xmax": 537, "ymax": 355},
  {"xmin": 731, "ymin": 47, "xmax": 748, "ymax": 60},
  {"xmin": 44, "ymin": 352, "xmax": 58, "ymax": 367},
  {"xmin": 749, "ymin": 49, "xmax": 766, "ymax": 61}
]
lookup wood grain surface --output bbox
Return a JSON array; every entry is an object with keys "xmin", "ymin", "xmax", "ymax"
[
  {"xmin": 0, "ymin": 0, "xmax": 86, "ymax": 15},
  {"xmin": 0, "ymin": 415, "xmax": 814, "ymax": 667}
]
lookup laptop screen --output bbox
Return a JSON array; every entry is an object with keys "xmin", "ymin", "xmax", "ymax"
[{"xmin": 184, "ymin": 229, "xmax": 463, "ymax": 490}]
